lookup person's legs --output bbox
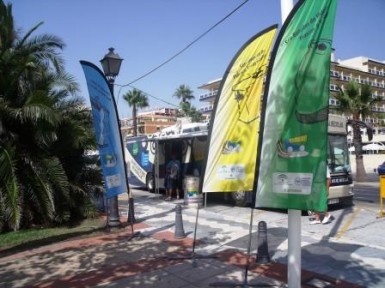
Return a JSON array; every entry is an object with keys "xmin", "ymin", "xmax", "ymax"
[
  {"xmin": 167, "ymin": 179, "xmax": 176, "ymax": 200},
  {"xmin": 176, "ymin": 177, "xmax": 182, "ymax": 200},
  {"xmin": 322, "ymin": 211, "xmax": 332, "ymax": 224},
  {"xmin": 165, "ymin": 177, "xmax": 172, "ymax": 200},
  {"xmin": 310, "ymin": 212, "xmax": 322, "ymax": 224},
  {"xmin": 310, "ymin": 211, "xmax": 333, "ymax": 224}
]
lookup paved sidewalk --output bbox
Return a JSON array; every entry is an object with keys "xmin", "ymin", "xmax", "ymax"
[
  {"xmin": 0, "ymin": 221, "xmax": 286, "ymax": 288},
  {"xmin": 0, "ymin": 190, "xmax": 384, "ymax": 287}
]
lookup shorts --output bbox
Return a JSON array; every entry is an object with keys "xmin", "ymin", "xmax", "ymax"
[{"xmin": 165, "ymin": 176, "xmax": 181, "ymax": 190}]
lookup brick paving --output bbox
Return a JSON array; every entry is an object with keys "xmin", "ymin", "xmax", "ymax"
[{"xmin": 0, "ymin": 213, "xmax": 364, "ymax": 288}]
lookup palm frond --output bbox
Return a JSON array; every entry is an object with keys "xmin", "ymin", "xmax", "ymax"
[
  {"xmin": 0, "ymin": 0, "xmax": 16, "ymax": 52},
  {"xmin": 0, "ymin": 144, "xmax": 21, "ymax": 230},
  {"xmin": 21, "ymin": 157, "xmax": 66, "ymax": 223},
  {"xmin": 17, "ymin": 34, "xmax": 65, "ymax": 74},
  {"xmin": 51, "ymin": 72, "xmax": 80, "ymax": 95},
  {"xmin": 18, "ymin": 101, "xmax": 61, "ymax": 127}
]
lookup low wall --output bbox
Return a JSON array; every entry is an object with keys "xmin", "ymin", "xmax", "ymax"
[{"xmin": 350, "ymin": 154, "xmax": 385, "ymax": 175}]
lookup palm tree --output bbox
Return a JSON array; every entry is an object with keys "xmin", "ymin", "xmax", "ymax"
[
  {"xmin": 49, "ymin": 90, "xmax": 101, "ymax": 224},
  {"xmin": 179, "ymin": 102, "xmax": 203, "ymax": 122},
  {"xmin": 334, "ymin": 81, "xmax": 382, "ymax": 181},
  {"xmin": 173, "ymin": 84, "xmax": 195, "ymax": 104},
  {"xmin": 0, "ymin": 1, "xmax": 66, "ymax": 230},
  {"xmin": 123, "ymin": 88, "xmax": 149, "ymax": 136},
  {"xmin": 0, "ymin": 0, "xmax": 99, "ymax": 230}
]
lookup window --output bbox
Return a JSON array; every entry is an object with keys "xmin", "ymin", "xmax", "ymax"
[
  {"xmin": 330, "ymin": 84, "xmax": 339, "ymax": 91},
  {"xmin": 328, "ymin": 134, "xmax": 350, "ymax": 173},
  {"xmin": 329, "ymin": 99, "xmax": 340, "ymax": 106},
  {"xmin": 330, "ymin": 70, "xmax": 340, "ymax": 78},
  {"xmin": 342, "ymin": 75, "xmax": 351, "ymax": 81}
]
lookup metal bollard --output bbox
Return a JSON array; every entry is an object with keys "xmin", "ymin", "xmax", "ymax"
[
  {"xmin": 256, "ymin": 221, "xmax": 271, "ymax": 264},
  {"xmin": 128, "ymin": 197, "xmax": 136, "ymax": 224},
  {"xmin": 174, "ymin": 204, "xmax": 186, "ymax": 239}
]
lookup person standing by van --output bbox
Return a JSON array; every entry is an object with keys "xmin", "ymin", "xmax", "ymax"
[{"xmin": 165, "ymin": 154, "xmax": 181, "ymax": 201}]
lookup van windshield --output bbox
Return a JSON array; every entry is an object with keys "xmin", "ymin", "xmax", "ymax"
[{"xmin": 328, "ymin": 134, "xmax": 351, "ymax": 174}]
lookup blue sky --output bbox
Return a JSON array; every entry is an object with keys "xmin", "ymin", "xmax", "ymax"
[{"xmin": 8, "ymin": 0, "xmax": 385, "ymax": 118}]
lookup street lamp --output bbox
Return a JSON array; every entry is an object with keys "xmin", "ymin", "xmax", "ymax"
[
  {"xmin": 100, "ymin": 47, "xmax": 123, "ymax": 228},
  {"xmin": 100, "ymin": 47, "xmax": 123, "ymax": 88}
]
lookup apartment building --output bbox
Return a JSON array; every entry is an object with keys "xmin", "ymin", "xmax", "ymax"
[
  {"xmin": 197, "ymin": 78, "xmax": 222, "ymax": 122},
  {"xmin": 198, "ymin": 55, "xmax": 385, "ymax": 129},
  {"xmin": 330, "ymin": 56, "xmax": 385, "ymax": 126},
  {"xmin": 120, "ymin": 107, "xmax": 178, "ymax": 139}
]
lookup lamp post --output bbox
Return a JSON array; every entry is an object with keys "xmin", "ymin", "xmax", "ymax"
[{"xmin": 100, "ymin": 47, "xmax": 123, "ymax": 228}]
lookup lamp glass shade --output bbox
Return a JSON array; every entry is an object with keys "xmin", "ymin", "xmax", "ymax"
[{"xmin": 100, "ymin": 47, "xmax": 123, "ymax": 77}]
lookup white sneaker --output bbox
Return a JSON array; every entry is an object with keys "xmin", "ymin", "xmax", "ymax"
[
  {"xmin": 309, "ymin": 219, "xmax": 321, "ymax": 225},
  {"xmin": 322, "ymin": 214, "xmax": 332, "ymax": 224}
]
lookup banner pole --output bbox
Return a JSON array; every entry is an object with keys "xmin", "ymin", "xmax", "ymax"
[
  {"xmin": 242, "ymin": 205, "xmax": 256, "ymax": 285},
  {"xmin": 288, "ymin": 210, "xmax": 301, "ymax": 287},
  {"xmin": 281, "ymin": 0, "xmax": 294, "ymax": 21},
  {"xmin": 280, "ymin": 1, "xmax": 301, "ymax": 287}
]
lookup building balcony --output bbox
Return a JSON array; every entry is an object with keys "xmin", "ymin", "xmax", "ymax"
[
  {"xmin": 368, "ymin": 68, "xmax": 385, "ymax": 77},
  {"xmin": 198, "ymin": 104, "xmax": 214, "ymax": 114},
  {"xmin": 199, "ymin": 90, "xmax": 218, "ymax": 102}
]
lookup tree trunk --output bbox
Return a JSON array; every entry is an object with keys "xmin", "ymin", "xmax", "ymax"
[
  {"xmin": 352, "ymin": 116, "xmax": 367, "ymax": 182},
  {"xmin": 355, "ymin": 155, "xmax": 367, "ymax": 182},
  {"xmin": 133, "ymin": 104, "xmax": 137, "ymax": 136}
]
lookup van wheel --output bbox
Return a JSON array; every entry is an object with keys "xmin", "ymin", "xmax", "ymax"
[
  {"xmin": 232, "ymin": 191, "xmax": 248, "ymax": 207},
  {"xmin": 146, "ymin": 173, "xmax": 155, "ymax": 193}
]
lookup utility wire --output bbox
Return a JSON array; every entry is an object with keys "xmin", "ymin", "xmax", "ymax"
[
  {"xmin": 116, "ymin": 84, "xmax": 180, "ymax": 108},
  {"xmin": 121, "ymin": 0, "xmax": 250, "ymax": 87}
]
